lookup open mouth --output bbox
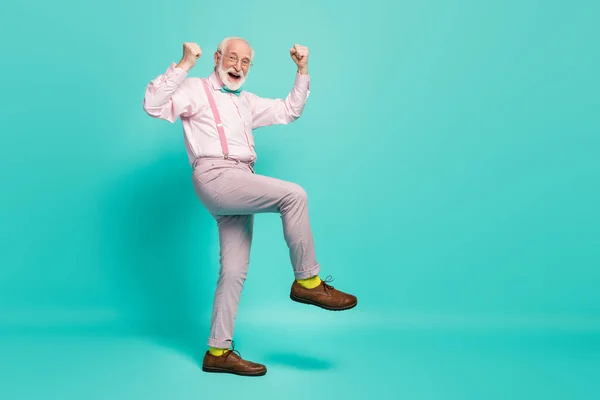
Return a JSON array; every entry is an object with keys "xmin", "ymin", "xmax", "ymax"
[{"xmin": 228, "ymin": 72, "xmax": 241, "ymax": 81}]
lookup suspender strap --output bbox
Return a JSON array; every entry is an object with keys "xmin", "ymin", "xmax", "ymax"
[{"xmin": 201, "ymin": 79, "xmax": 229, "ymax": 158}]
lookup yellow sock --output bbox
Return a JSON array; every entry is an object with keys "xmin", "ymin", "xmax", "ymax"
[
  {"xmin": 209, "ymin": 347, "xmax": 228, "ymax": 356},
  {"xmin": 296, "ymin": 275, "xmax": 321, "ymax": 289}
]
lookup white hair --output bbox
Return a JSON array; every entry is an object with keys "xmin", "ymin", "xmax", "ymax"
[{"xmin": 217, "ymin": 37, "xmax": 254, "ymax": 60}]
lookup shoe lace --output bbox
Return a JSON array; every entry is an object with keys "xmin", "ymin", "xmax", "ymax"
[
  {"xmin": 225, "ymin": 340, "xmax": 242, "ymax": 358},
  {"xmin": 321, "ymin": 275, "xmax": 336, "ymax": 292}
]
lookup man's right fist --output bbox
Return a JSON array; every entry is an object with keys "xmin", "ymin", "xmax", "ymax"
[{"xmin": 177, "ymin": 42, "xmax": 202, "ymax": 71}]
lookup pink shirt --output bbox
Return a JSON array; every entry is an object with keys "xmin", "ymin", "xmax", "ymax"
[{"xmin": 143, "ymin": 62, "xmax": 311, "ymax": 164}]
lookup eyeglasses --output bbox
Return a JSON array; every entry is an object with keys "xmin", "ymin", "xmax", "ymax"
[{"xmin": 220, "ymin": 51, "xmax": 253, "ymax": 68}]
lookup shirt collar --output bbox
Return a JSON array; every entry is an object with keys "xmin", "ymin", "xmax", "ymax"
[{"xmin": 207, "ymin": 70, "xmax": 224, "ymax": 91}]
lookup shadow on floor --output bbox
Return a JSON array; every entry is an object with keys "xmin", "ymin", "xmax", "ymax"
[{"xmin": 262, "ymin": 352, "xmax": 335, "ymax": 370}]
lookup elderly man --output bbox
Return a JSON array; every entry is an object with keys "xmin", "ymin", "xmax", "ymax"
[{"xmin": 143, "ymin": 37, "xmax": 357, "ymax": 376}]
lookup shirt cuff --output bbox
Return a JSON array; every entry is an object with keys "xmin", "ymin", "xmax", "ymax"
[
  {"xmin": 294, "ymin": 72, "xmax": 310, "ymax": 90},
  {"xmin": 295, "ymin": 72, "xmax": 310, "ymax": 88},
  {"xmin": 164, "ymin": 62, "xmax": 188, "ymax": 85}
]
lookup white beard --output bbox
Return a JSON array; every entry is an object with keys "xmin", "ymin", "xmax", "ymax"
[{"xmin": 217, "ymin": 57, "xmax": 246, "ymax": 91}]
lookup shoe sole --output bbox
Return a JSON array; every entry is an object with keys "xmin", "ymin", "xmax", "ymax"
[
  {"xmin": 290, "ymin": 293, "xmax": 357, "ymax": 311},
  {"xmin": 202, "ymin": 365, "xmax": 266, "ymax": 376}
]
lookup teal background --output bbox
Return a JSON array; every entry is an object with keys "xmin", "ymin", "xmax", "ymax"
[{"xmin": 1, "ymin": 0, "xmax": 599, "ymax": 399}]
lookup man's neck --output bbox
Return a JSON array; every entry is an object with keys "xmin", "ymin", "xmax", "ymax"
[{"xmin": 213, "ymin": 68, "xmax": 223, "ymax": 84}]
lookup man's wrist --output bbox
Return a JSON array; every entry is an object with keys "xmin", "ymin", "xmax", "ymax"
[
  {"xmin": 297, "ymin": 66, "xmax": 308, "ymax": 75},
  {"xmin": 176, "ymin": 61, "xmax": 193, "ymax": 72}
]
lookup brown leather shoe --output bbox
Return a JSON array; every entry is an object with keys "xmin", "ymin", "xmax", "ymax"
[
  {"xmin": 290, "ymin": 276, "xmax": 357, "ymax": 311},
  {"xmin": 202, "ymin": 343, "xmax": 266, "ymax": 376}
]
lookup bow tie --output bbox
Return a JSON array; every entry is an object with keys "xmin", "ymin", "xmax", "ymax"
[{"xmin": 220, "ymin": 86, "xmax": 243, "ymax": 96}]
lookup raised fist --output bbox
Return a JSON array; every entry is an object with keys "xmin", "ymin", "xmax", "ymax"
[
  {"xmin": 289, "ymin": 44, "xmax": 309, "ymax": 71},
  {"xmin": 178, "ymin": 42, "xmax": 202, "ymax": 71}
]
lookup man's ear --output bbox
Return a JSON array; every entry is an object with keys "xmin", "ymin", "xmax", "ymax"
[{"xmin": 214, "ymin": 51, "xmax": 220, "ymax": 68}]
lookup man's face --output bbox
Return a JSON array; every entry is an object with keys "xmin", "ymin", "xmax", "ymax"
[{"xmin": 215, "ymin": 39, "xmax": 253, "ymax": 90}]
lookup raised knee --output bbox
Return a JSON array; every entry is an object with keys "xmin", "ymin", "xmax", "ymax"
[{"xmin": 287, "ymin": 183, "xmax": 308, "ymax": 203}]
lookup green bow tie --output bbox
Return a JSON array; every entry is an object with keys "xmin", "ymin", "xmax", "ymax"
[{"xmin": 220, "ymin": 86, "xmax": 242, "ymax": 96}]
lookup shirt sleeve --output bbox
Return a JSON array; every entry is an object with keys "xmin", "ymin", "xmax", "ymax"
[
  {"xmin": 248, "ymin": 73, "xmax": 311, "ymax": 130},
  {"xmin": 143, "ymin": 62, "xmax": 202, "ymax": 123}
]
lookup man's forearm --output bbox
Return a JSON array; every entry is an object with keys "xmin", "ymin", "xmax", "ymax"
[{"xmin": 143, "ymin": 63, "xmax": 188, "ymax": 118}]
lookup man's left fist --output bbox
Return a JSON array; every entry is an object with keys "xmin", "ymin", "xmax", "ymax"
[{"xmin": 290, "ymin": 44, "xmax": 309, "ymax": 72}]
